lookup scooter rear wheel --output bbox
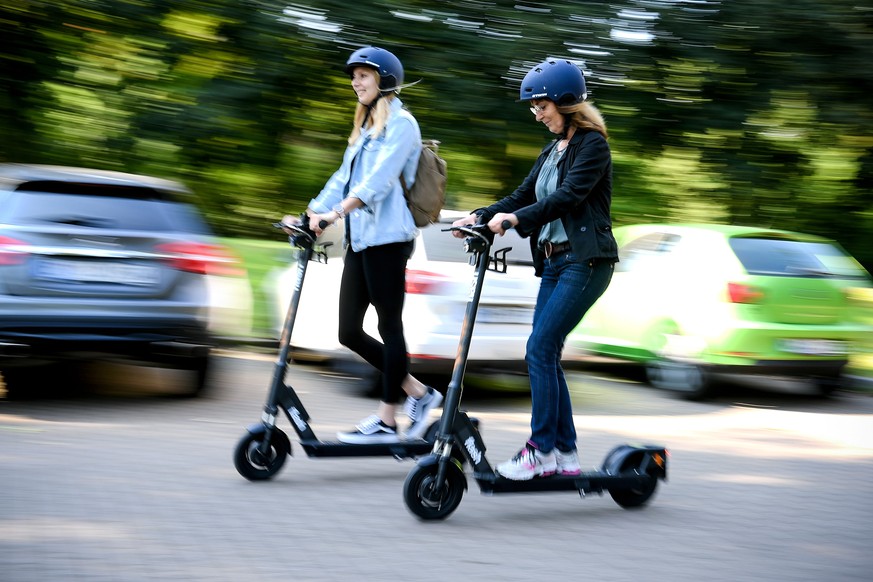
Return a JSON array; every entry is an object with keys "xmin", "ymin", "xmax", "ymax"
[
  {"xmin": 608, "ymin": 451, "xmax": 659, "ymax": 508},
  {"xmin": 403, "ymin": 460, "xmax": 465, "ymax": 520},
  {"xmin": 233, "ymin": 429, "xmax": 289, "ymax": 481}
]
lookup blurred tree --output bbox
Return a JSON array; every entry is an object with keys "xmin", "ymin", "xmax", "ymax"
[
  {"xmin": 0, "ymin": 0, "xmax": 871, "ymax": 268},
  {"xmin": 595, "ymin": 0, "xmax": 873, "ymax": 266}
]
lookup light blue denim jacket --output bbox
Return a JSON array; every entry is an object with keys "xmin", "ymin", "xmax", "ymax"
[{"xmin": 309, "ymin": 97, "xmax": 421, "ymax": 251}]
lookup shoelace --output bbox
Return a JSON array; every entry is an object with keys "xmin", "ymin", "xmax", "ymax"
[
  {"xmin": 511, "ymin": 445, "xmax": 536, "ymax": 464},
  {"xmin": 355, "ymin": 415, "xmax": 383, "ymax": 432},
  {"xmin": 406, "ymin": 392, "xmax": 427, "ymax": 420}
]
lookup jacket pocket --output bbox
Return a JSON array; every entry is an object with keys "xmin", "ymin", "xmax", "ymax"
[
  {"xmin": 596, "ymin": 224, "xmax": 617, "ymax": 255},
  {"xmin": 362, "ymin": 137, "xmax": 383, "ymax": 152}
]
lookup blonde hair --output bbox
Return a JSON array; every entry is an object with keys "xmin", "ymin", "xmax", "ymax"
[
  {"xmin": 348, "ymin": 71, "xmax": 395, "ymax": 144},
  {"xmin": 558, "ymin": 101, "xmax": 608, "ymax": 139}
]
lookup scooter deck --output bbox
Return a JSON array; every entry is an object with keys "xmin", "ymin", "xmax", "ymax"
[
  {"xmin": 473, "ymin": 470, "xmax": 651, "ymax": 495},
  {"xmin": 299, "ymin": 439, "xmax": 433, "ymax": 458}
]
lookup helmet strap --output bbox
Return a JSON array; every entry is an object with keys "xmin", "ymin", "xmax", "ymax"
[{"xmin": 362, "ymin": 93, "xmax": 383, "ymax": 126}]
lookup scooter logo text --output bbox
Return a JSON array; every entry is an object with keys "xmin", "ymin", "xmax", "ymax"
[
  {"xmin": 464, "ymin": 436, "xmax": 482, "ymax": 464},
  {"xmin": 289, "ymin": 407, "xmax": 308, "ymax": 432}
]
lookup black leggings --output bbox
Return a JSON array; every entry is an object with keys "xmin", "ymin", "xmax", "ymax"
[{"xmin": 337, "ymin": 241, "xmax": 413, "ymax": 403}]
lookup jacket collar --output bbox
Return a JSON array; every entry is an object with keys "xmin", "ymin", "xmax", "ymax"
[{"xmin": 360, "ymin": 97, "xmax": 404, "ymax": 141}]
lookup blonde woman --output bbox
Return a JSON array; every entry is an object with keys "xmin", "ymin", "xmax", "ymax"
[{"xmin": 284, "ymin": 46, "xmax": 441, "ymax": 444}]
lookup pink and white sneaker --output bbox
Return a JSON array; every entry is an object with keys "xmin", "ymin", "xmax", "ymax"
[
  {"xmin": 496, "ymin": 442, "xmax": 557, "ymax": 481},
  {"xmin": 555, "ymin": 449, "xmax": 581, "ymax": 476}
]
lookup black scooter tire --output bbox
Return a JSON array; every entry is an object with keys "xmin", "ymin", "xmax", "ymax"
[
  {"xmin": 608, "ymin": 451, "xmax": 659, "ymax": 509},
  {"xmin": 403, "ymin": 460, "xmax": 465, "ymax": 520},
  {"xmin": 233, "ymin": 429, "xmax": 289, "ymax": 481}
]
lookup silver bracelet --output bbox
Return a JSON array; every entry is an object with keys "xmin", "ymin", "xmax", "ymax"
[{"xmin": 332, "ymin": 203, "xmax": 345, "ymax": 220}]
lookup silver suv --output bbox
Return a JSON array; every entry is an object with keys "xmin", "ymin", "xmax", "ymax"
[{"xmin": 0, "ymin": 164, "xmax": 244, "ymax": 398}]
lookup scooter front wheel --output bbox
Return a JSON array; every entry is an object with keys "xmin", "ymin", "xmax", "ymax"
[
  {"xmin": 233, "ymin": 429, "xmax": 289, "ymax": 481},
  {"xmin": 403, "ymin": 460, "xmax": 465, "ymax": 521}
]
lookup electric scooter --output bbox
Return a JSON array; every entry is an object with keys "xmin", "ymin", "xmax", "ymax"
[
  {"xmin": 402, "ymin": 221, "xmax": 668, "ymax": 520},
  {"xmin": 233, "ymin": 218, "xmax": 449, "ymax": 481}
]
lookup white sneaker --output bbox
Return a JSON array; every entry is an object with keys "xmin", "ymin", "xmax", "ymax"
[
  {"xmin": 555, "ymin": 449, "xmax": 581, "ymax": 476},
  {"xmin": 336, "ymin": 414, "xmax": 399, "ymax": 444},
  {"xmin": 404, "ymin": 387, "xmax": 443, "ymax": 440},
  {"xmin": 496, "ymin": 442, "xmax": 557, "ymax": 481}
]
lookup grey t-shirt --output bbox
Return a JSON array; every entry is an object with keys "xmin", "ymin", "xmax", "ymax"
[{"xmin": 536, "ymin": 144, "xmax": 569, "ymax": 247}]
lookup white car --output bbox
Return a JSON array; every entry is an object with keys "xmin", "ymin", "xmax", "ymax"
[{"xmin": 266, "ymin": 210, "xmax": 539, "ymax": 378}]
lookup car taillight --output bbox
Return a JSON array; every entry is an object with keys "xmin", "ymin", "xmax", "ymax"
[
  {"xmin": 727, "ymin": 282, "xmax": 764, "ymax": 304},
  {"xmin": 0, "ymin": 236, "xmax": 29, "ymax": 265},
  {"xmin": 155, "ymin": 242, "xmax": 245, "ymax": 276},
  {"xmin": 406, "ymin": 270, "xmax": 449, "ymax": 295}
]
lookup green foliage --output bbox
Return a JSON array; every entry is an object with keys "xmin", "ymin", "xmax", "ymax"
[
  {"xmin": 220, "ymin": 236, "xmax": 291, "ymax": 338},
  {"xmin": 1, "ymin": 0, "xmax": 871, "ymax": 269}
]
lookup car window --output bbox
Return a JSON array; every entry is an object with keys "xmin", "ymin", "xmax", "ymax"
[
  {"xmin": 616, "ymin": 232, "xmax": 681, "ymax": 272},
  {"xmin": 3, "ymin": 185, "xmax": 211, "ymax": 234},
  {"xmin": 418, "ymin": 221, "xmax": 534, "ymax": 265},
  {"xmin": 729, "ymin": 237, "xmax": 869, "ymax": 279}
]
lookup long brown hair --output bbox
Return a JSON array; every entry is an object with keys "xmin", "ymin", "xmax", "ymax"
[{"xmin": 558, "ymin": 101, "xmax": 608, "ymax": 139}]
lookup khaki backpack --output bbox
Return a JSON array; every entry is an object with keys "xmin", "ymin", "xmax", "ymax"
[{"xmin": 400, "ymin": 139, "xmax": 447, "ymax": 227}]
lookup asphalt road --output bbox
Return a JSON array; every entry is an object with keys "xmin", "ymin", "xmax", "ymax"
[{"xmin": 2, "ymin": 351, "xmax": 872, "ymax": 581}]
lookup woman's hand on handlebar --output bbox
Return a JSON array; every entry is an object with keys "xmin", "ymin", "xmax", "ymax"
[
  {"xmin": 450, "ymin": 214, "xmax": 479, "ymax": 238},
  {"xmin": 488, "ymin": 213, "xmax": 517, "ymax": 236},
  {"xmin": 308, "ymin": 212, "xmax": 335, "ymax": 236},
  {"xmin": 280, "ymin": 214, "xmax": 302, "ymax": 233},
  {"xmin": 279, "ymin": 211, "xmax": 330, "ymax": 237}
]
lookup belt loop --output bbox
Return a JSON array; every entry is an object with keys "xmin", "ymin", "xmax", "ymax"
[{"xmin": 543, "ymin": 241, "xmax": 553, "ymax": 258}]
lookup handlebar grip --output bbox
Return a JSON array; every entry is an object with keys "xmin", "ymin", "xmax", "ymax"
[
  {"xmin": 318, "ymin": 219, "xmax": 329, "ymax": 230},
  {"xmin": 501, "ymin": 220, "xmax": 512, "ymax": 231}
]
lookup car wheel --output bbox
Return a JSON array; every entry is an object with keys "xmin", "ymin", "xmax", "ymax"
[
  {"xmin": 0, "ymin": 367, "xmax": 30, "ymax": 400},
  {"xmin": 812, "ymin": 375, "xmax": 844, "ymax": 398},
  {"xmin": 189, "ymin": 354, "xmax": 211, "ymax": 397},
  {"xmin": 167, "ymin": 354, "xmax": 211, "ymax": 398},
  {"xmin": 645, "ymin": 358, "xmax": 713, "ymax": 400},
  {"xmin": 1, "ymin": 364, "xmax": 85, "ymax": 400}
]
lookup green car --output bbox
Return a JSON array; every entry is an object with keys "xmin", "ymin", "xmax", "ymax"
[{"xmin": 565, "ymin": 224, "xmax": 873, "ymax": 399}]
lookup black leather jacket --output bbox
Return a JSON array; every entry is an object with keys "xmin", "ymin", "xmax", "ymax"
[{"xmin": 477, "ymin": 129, "xmax": 618, "ymax": 276}]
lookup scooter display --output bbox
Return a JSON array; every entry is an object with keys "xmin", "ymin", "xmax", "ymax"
[
  {"xmin": 402, "ymin": 222, "xmax": 668, "ymax": 520},
  {"xmin": 233, "ymin": 218, "xmax": 446, "ymax": 481}
]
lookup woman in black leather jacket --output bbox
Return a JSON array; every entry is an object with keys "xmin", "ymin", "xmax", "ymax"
[{"xmin": 453, "ymin": 58, "xmax": 618, "ymax": 481}]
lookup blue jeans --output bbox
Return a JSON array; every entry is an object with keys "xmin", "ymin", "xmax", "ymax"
[{"xmin": 526, "ymin": 252, "xmax": 614, "ymax": 453}]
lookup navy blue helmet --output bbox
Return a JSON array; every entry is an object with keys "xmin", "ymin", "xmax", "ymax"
[
  {"xmin": 519, "ymin": 59, "xmax": 587, "ymax": 105},
  {"xmin": 345, "ymin": 47, "xmax": 404, "ymax": 91}
]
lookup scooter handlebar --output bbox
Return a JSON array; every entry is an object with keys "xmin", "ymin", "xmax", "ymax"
[
  {"xmin": 442, "ymin": 221, "xmax": 494, "ymax": 256},
  {"xmin": 444, "ymin": 219, "xmax": 511, "ymax": 237},
  {"xmin": 273, "ymin": 215, "xmax": 330, "ymax": 236},
  {"xmin": 444, "ymin": 222, "xmax": 493, "ymax": 240},
  {"xmin": 273, "ymin": 214, "xmax": 317, "ymax": 246}
]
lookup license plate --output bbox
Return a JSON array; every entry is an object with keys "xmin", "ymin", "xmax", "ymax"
[
  {"xmin": 37, "ymin": 259, "xmax": 160, "ymax": 286},
  {"xmin": 477, "ymin": 306, "xmax": 532, "ymax": 325},
  {"xmin": 778, "ymin": 339, "xmax": 848, "ymax": 356}
]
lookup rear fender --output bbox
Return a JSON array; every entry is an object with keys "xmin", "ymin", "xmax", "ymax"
[{"xmin": 602, "ymin": 444, "xmax": 667, "ymax": 481}]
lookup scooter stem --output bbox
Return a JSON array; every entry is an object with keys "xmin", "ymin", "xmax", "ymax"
[{"xmin": 437, "ymin": 226, "xmax": 493, "ymax": 437}]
